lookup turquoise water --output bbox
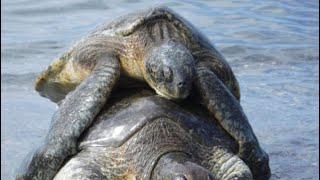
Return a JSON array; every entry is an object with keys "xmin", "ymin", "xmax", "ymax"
[{"xmin": 1, "ymin": 0, "xmax": 319, "ymax": 179}]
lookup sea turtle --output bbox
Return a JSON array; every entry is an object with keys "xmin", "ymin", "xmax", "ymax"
[
  {"xmin": 17, "ymin": 6, "xmax": 270, "ymax": 180},
  {"xmin": 53, "ymin": 88, "xmax": 254, "ymax": 179}
]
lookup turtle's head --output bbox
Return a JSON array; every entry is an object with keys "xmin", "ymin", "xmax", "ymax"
[
  {"xmin": 35, "ymin": 52, "xmax": 79, "ymax": 103},
  {"xmin": 143, "ymin": 40, "xmax": 195, "ymax": 100}
]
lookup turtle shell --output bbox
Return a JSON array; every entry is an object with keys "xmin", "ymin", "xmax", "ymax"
[
  {"xmin": 89, "ymin": 6, "xmax": 213, "ymax": 48},
  {"xmin": 84, "ymin": 6, "xmax": 238, "ymax": 98},
  {"xmin": 78, "ymin": 89, "xmax": 236, "ymax": 150}
]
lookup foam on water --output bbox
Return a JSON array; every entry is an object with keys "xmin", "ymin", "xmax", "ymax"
[{"xmin": 1, "ymin": 0, "xmax": 319, "ymax": 179}]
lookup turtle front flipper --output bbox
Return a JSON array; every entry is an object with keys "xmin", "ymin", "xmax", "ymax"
[
  {"xmin": 16, "ymin": 55, "xmax": 120, "ymax": 180},
  {"xmin": 194, "ymin": 68, "xmax": 270, "ymax": 180}
]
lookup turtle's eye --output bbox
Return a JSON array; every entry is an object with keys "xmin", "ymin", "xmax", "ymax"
[{"xmin": 162, "ymin": 66, "xmax": 173, "ymax": 82}]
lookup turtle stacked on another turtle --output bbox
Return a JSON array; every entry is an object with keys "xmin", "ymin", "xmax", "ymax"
[{"xmin": 16, "ymin": 6, "xmax": 270, "ymax": 180}]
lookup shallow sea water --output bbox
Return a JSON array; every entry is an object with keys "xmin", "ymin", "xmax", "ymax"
[{"xmin": 1, "ymin": 0, "xmax": 319, "ymax": 179}]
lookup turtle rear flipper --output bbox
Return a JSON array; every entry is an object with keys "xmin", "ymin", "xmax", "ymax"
[{"xmin": 16, "ymin": 55, "xmax": 120, "ymax": 180}]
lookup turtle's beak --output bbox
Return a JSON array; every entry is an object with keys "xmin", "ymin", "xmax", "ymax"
[
  {"xmin": 35, "ymin": 71, "xmax": 47, "ymax": 93},
  {"xmin": 35, "ymin": 73, "xmax": 67, "ymax": 103},
  {"xmin": 34, "ymin": 60, "xmax": 68, "ymax": 103}
]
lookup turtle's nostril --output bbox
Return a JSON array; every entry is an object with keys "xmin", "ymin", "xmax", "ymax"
[{"xmin": 178, "ymin": 81, "xmax": 186, "ymax": 88}]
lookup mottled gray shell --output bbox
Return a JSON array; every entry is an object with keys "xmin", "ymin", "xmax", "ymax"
[
  {"xmin": 89, "ymin": 6, "xmax": 213, "ymax": 48},
  {"xmin": 78, "ymin": 90, "xmax": 236, "ymax": 149}
]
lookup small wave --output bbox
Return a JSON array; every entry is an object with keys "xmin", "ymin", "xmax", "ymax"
[
  {"xmin": 4, "ymin": 0, "xmax": 110, "ymax": 16},
  {"xmin": 1, "ymin": 73, "xmax": 39, "ymax": 86}
]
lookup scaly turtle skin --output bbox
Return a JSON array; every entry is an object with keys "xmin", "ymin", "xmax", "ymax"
[
  {"xmin": 53, "ymin": 89, "xmax": 253, "ymax": 180},
  {"xmin": 17, "ymin": 6, "xmax": 270, "ymax": 180}
]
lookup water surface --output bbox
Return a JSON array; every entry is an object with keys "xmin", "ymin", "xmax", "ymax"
[{"xmin": 1, "ymin": 0, "xmax": 319, "ymax": 179}]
